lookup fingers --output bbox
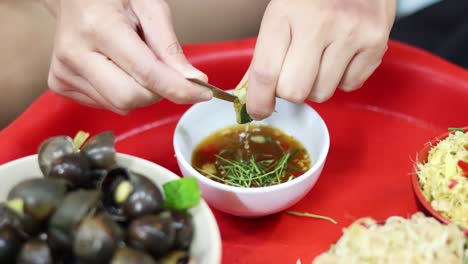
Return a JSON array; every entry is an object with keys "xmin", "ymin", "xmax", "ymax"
[
  {"xmin": 48, "ymin": 74, "xmax": 101, "ymax": 109},
  {"xmin": 246, "ymin": 2, "xmax": 291, "ymax": 120},
  {"xmin": 276, "ymin": 33, "xmax": 324, "ymax": 104},
  {"xmin": 307, "ymin": 40, "xmax": 356, "ymax": 102},
  {"xmin": 75, "ymin": 52, "xmax": 166, "ymax": 114},
  {"xmin": 49, "ymin": 0, "xmax": 213, "ymax": 116},
  {"xmin": 50, "ymin": 52, "xmax": 160, "ymax": 115},
  {"xmin": 88, "ymin": 19, "xmax": 212, "ymax": 105},
  {"xmin": 48, "ymin": 56, "xmax": 118, "ymax": 111},
  {"xmin": 58, "ymin": 90, "xmax": 102, "ymax": 109},
  {"xmin": 131, "ymin": 0, "xmax": 208, "ymax": 82},
  {"xmin": 338, "ymin": 48, "xmax": 385, "ymax": 92}
]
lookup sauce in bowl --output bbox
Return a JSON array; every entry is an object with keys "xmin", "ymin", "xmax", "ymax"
[{"xmin": 192, "ymin": 124, "xmax": 311, "ymax": 188}]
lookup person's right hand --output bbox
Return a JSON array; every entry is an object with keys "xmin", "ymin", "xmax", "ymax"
[{"xmin": 41, "ymin": 0, "xmax": 213, "ymax": 115}]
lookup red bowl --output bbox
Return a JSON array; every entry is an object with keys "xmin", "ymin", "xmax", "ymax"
[{"xmin": 411, "ymin": 126, "xmax": 468, "ymax": 234}]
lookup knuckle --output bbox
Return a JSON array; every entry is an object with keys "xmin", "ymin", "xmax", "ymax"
[
  {"xmin": 250, "ymin": 67, "xmax": 277, "ymax": 88},
  {"xmin": 277, "ymin": 83, "xmax": 308, "ymax": 104},
  {"xmin": 55, "ymin": 46, "xmax": 77, "ymax": 69},
  {"xmin": 161, "ymin": 42, "xmax": 185, "ymax": 62},
  {"xmin": 283, "ymin": 91, "xmax": 307, "ymax": 104},
  {"xmin": 340, "ymin": 16, "xmax": 360, "ymax": 37},
  {"xmin": 342, "ymin": 59, "xmax": 381, "ymax": 92},
  {"xmin": 111, "ymin": 89, "xmax": 139, "ymax": 112},
  {"xmin": 340, "ymin": 80, "xmax": 361, "ymax": 92},
  {"xmin": 47, "ymin": 70, "xmax": 71, "ymax": 94},
  {"xmin": 309, "ymin": 91, "xmax": 333, "ymax": 103},
  {"xmin": 79, "ymin": 12, "xmax": 103, "ymax": 37},
  {"xmin": 54, "ymin": 41, "xmax": 82, "ymax": 73},
  {"xmin": 133, "ymin": 63, "xmax": 158, "ymax": 89},
  {"xmin": 365, "ymin": 29, "xmax": 389, "ymax": 50}
]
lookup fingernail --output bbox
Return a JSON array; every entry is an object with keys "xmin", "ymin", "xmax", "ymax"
[
  {"xmin": 199, "ymin": 90, "xmax": 213, "ymax": 101},
  {"xmin": 191, "ymin": 82, "xmax": 213, "ymax": 101},
  {"xmin": 182, "ymin": 64, "xmax": 208, "ymax": 81}
]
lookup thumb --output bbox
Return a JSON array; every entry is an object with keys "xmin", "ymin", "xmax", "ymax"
[{"xmin": 132, "ymin": 0, "xmax": 208, "ymax": 82}]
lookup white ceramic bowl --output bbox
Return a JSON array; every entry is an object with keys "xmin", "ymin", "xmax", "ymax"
[
  {"xmin": 0, "ymin": 153, "xmax": 222, "ymax": 264},
  {"xmin": 173, "ymin": 97, "xmax": 330, "ymax": 217}
]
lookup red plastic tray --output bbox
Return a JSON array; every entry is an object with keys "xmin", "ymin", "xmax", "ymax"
[{"xmin": 1, "ymin": 38, "xmax": 467, "ymax": 263}]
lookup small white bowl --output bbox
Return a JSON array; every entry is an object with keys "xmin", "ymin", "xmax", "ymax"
[
  {"xmin": 173, "ymin": 97, "xmax": 330, "ymax": 217},
  {"xmin": 0, "ymin": 153, "xmax": 222, "ymax": 264}
]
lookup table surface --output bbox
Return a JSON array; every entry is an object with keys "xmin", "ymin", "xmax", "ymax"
[{"xmin": 0, "ymin": 38, "xmax": 467, "ymax": 264}]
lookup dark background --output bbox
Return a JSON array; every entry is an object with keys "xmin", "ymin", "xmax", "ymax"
[{"xmin": 391, "ymin": 0, "xmax": 468, "ymax": 69}]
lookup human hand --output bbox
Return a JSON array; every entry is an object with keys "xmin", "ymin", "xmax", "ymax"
[
  {"xmin": 242, "ymin": 0, "xmax": 396, "ymax": 120},
  {"xmin": 42, "ymin": 0, "xmax": 212, "ymax": 115}
]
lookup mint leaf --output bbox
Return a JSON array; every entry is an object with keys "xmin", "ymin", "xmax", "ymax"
[{"xmin": 163, "ymin": 177, "xmax": 201, "ymax": 210}]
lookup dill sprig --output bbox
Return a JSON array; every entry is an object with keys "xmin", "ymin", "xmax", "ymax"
[
  {"xmin": 448, "ymin": 127, "xmax": 465, "ymax": 133},
  {"xmin": 197, "ymin": 148, "xmax": 298, "ymax": 188}
]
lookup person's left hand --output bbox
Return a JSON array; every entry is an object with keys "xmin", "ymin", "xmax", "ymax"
[{"xmin": 241, "ymin": 0, "xmax": 396, "ymax": 120}]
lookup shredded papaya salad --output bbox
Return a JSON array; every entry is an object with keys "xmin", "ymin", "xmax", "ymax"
[
  {"xmin": 313, "ymin": 213, "xmax": 467, "ymax": 264},
  {"xmin": 417, "ymin": 129, "xmax": 468, "ymax": 229}
]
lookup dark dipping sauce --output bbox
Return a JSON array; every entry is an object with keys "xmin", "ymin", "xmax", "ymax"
[{"xmin": 192, "ymin": 124, "xmax": 311, "ymax": 188}]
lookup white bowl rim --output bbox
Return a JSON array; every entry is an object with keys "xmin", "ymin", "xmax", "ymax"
[
  {"xmin": 173, "ymin": 101, "xmax": 330, "ymax": 194},
  {"xmin": 0, "ymin": 152, "xmax": 223, "ymax": 264}
]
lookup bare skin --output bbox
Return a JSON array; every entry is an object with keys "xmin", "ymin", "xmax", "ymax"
[
  {"xmin": 42, "ymin": 0, "xmax": 396, "ymax": 118},
  {"xmin": 243, "ymin": 0, "xmax": 396, "ymax": 119},
  {"xmin": 1, "ymin": 0, "xmax": 396, "ymax": 128},
  {"xmin": 0, "ymin": 0, "xmax": 269, "ymax": 129}
]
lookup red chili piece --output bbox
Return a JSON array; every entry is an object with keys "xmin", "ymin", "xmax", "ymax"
[
  {"xmin": 457, "ymin": 160, "xmax": 468, "ymax": 177},
  {"xmin": 359, "ymin": 222, "xmax": 370, "ymax": 228},
  {"xmin": 448, "ymin": 179, "xmax": 458, "ymax": 189}
]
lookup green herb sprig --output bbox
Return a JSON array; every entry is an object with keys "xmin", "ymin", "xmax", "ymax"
[
  {"xmin": 448, "ymin": 127, "xmax": 465, "ymax": 133},
  {"xmin": 197, "ymin": 148, "xmax": 301, "ymax": 188}
]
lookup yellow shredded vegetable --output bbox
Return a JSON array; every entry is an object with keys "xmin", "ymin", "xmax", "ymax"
[
  {"xmin": 416, "ymin": 130, "xmax": 468, "ymax": 229},
  {"xmin": 313, "ymin": 213, "xmax": 467, "ymax": 264}
]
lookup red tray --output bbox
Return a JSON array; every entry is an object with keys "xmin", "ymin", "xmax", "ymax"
[{"xmin": 1, "ymin": 38, "xmax": 467, "ymax": 263}]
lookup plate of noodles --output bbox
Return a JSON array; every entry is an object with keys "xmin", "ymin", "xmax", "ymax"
[{"xmin": 312, "ymin": 212, "xmax": 467, "ymax": 264}]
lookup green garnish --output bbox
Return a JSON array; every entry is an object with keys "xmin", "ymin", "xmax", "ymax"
[
  {"xmin": 163, "ymin": 177, "xmax": 202, "ymax": 210},
  {"xmin": 236, "ymin": 103, "xmax": 253, "ymax": 124},
  {"xmin": 73, "ymin": 130, "xmax": 90, "ymax": 150},
  {"xmin": 233, "ymin": 81, "xmax": 252, "ymax": 124},
  {"xmin": 197, "ymin": 148, "xmax": 298, "ymax": 188},
  {"xmin": 448, "ymin": 127, "xmax": 465, "ymax": 133},
  {"xmin": 250, "ymin": 135, "xmax": 267, "ymax": 144},
  {"xmin": 286, "ymin": 210, "xmax": 338, "ymax": 224}
]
